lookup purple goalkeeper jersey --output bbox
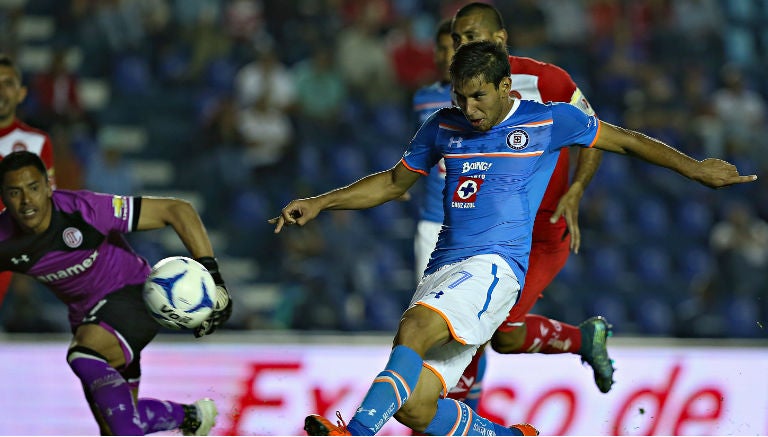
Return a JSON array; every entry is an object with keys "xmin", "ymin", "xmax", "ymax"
[{"xmin": 0, "ymin": 190, "xmax": 151, "ymax": 328}]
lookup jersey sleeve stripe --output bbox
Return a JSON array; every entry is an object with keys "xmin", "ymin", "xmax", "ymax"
[
  {"xmin": 400, "ymin": 158, "xmax": 429, "ymax": 175},
  {"xmin": 446, "ymin": 151, "xmax": 544, "ymax": 159},
  {"xmin": 588, "ymin": 120, "xmax": 602, "ymax": 148},
  {"xmin": 513, "ymin": 119, "xmax": 553, "ymax": 127},
  {"xmin": 438, "ymin": 123, "xmax": 466, "ymax": 132}
]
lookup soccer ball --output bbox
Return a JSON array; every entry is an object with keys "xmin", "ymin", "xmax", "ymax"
[{"xmin": 143, "ymin": 256, "xmax": 215, "ymax": 330}]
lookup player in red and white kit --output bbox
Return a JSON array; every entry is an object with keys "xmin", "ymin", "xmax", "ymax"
[
  {"xmin": 444, "ymin": 3, "xmax": 615, "ymax": 400},
  {"xmin": 0, "ymin": 54, "xmax": 56, "ymax": 304}
]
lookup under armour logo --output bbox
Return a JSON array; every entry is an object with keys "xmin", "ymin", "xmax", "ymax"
[
  {"xmin": 356, "ymin": 407, "xmax": 377, "ymax": 416},
  {"xmin": 448, "ymin": 136, "xmax": 463, "ymax": 148},
  {"xmin": 11, "ymin": 254, "xmax": 29, "ymax": 264},
  {"xmin": 428, "ymin": 290, "xmax": 444, "ymax": 299}
]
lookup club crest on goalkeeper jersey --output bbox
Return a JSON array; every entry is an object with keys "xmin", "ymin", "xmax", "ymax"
[{"xmin": 0, "ymin": 190, "xmax": 151, "ymax": 327}]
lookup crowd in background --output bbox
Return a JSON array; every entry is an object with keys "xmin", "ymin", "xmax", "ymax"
[{"xmin": 0, "ymin": 0, "xmax": 767, "ymax": 338}]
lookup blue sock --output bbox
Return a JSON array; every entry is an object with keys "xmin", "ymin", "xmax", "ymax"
[
  {"xmin": 346, "ymin": 345, "xmax": 422, "ymax": 436},
  {"xmin": 464, "ymin": 351, "xmax": 487, "ymax": 411},
  {"xmin": 424, "ymin": 398, "xmax": 520, "ymax": 436}
]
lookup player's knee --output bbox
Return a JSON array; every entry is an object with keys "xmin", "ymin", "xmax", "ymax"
[
  {"xmin": 394, "ymin": 400, "xmax": 434, "ymax": 433},
  {"xmin": 67, "ymin": 345, "xmax": 109, "ymax": 375},
  {"xmin": 490, "ymin": 327, "xmax": 525, "ymax": 353},
  {"xmin": 394, "ymin": 306, "xmax": 449, "ymax": 354}
]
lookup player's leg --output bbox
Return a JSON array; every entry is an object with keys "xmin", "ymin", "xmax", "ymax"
[
  {"xmin": 490, "ymin": 233, "xmax": 615, "ymax": 392},
  {"xmin": 119, "ymin": 358, "xmax": 216, "ymax": 436},
  {"xmin": 399, "ymin": 256, "xmax": 536, "ymax": 435},
  {"xmin": 70, "ymin": 285, "xmax": 218, "ymax": 435},
  {"xmin": 306, "ymin": 255, "xmax": 535, "ymax": 436},
  {"xmin": 68, "ymin": 323, "xmax": 144, "ymax": 435}
]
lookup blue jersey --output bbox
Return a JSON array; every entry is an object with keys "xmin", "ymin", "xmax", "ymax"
[
  {"xmin": 401, "ymin": 100, "xmax": 599, "ymax": 285},
  {"xmin": 412, "ymin": 81, "xmax": 452, "ymax": 223}
]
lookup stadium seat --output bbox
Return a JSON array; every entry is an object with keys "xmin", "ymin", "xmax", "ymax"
[
  {"xmin": 677, "ymin": 198, "xmax": 714, "ymax": 240},
  {"xmin": 112, "ymin": 55, "xmax": 152, "ymax": 96},
  {"xmin": 634, "ymin": 246, "xmax": 672, "ymax": 286},
  {"xmin": 633, "ymin": 296, "xmax": 675, "ymax": 336},
  {"xmin": 634, "ymin": 197, "xmax": 670, "ymax": 238}
]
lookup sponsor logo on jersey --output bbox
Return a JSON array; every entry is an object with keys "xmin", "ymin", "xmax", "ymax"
[
  {"xmin": 37, "ymin": 250, "xmax": 99, "ymax": 283},
  {"xmin": 452, "ymin": 176, "xmax": 483, "ymax": 208},
  {"xmin": 506, "ymin": 129, "xmax": 529, "ymax": 150},
  {"xmin": 462, "ymin": 161, "xmax": 492, "ymax": 173},
  {"xmin": 62, "ymin": 227, "xmax": 83, "ymax": 248},
  {"xmin": 12, "ymin": 141, "xmax": 27, "ymax": 152},
  {"xmin": 112, "ymin": 196, "xmax": 128, "ymax": 220}
]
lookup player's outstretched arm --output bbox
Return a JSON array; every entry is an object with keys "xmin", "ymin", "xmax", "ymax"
[
  {"xmin": 270, "ymin": 162, "xmax": 421, "ymax": 233},
  {"xmin": 551, "ymin": 147, "xmax": 603, "ymax": 254},
  {"xmin": 136, "ymin": 196, "xmax": 215, "ymax": 258},
  {"xmin": 593, "ymin": 121, "xmax": 757, "ymax": 188}
]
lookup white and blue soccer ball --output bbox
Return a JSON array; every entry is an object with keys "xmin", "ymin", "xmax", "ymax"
[{"xmin": 143, "ymin": 256, "xmax": 215, "ymax": 330}]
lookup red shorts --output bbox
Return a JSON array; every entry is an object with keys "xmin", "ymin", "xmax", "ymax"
[
  {"xmin": 498, "ymin": 218, "xmax": 570, "ymax": 330},
  {"xmin": 0, "ymin": 271, "xmax": 12, "ymax": 305}
]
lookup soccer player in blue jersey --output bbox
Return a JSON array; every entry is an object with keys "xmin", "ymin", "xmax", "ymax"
[
  {"xmin": 0, "ymin": 151, "xmax": 233, "ymax": 436},
  {"xmin": 412, "ymin": 18, "xmax": 492, "ymax": 413},
  {"xmin": 272, "ymin": 41, "xmax": 755, "ymax": 436}
]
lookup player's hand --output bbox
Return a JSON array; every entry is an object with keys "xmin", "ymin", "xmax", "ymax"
[
  {"xmin": 195, "ymin": 285, "xmax": 232, "ymax": 338},
  {"xmin": 551, "ymin": 183, "xmax": 584, "ymax": 254},
  {"xmin": 268, "ymin": 198, "xmax": 322, "ymax": 233},
  {"xmin": 693, "ymin": 158, "xmax": 758, "ymax": 188},
  {"xmin": 194, "ymin": 257, "xmax": 233, "ymax": 338}
]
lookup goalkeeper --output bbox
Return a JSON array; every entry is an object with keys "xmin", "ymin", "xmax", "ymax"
[{"xmin": 0, "ymin": 151, "xmax": 233, "ymax": 436}]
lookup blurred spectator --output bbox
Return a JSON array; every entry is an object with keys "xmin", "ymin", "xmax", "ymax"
[
  {"xmin": 85, "ymin": 143, "xmax": 140, "ymax": 195},
  {"xmin": 387, "ymin": 18, "xmax": 436, "ymax": 94},
  {"xmin": 30, "ymin": 48, "xmax": 84, "ymax": 130},
  {"xmin": 498, "ymin": 0, "xmax": 549, "ymax": 59},
  {"xmin": 292, "ymin": 43, "xmax": 348, "ymax": 150},
  {"xmin": 335, "ymin": 4, "xmax": 400, "ymax": 106},
  {"xmin": 709, "ymin": 201, "xmax": 768, "ymax": 297},
  {"xmin": 237, "ymin": 89, "xmax": 294, "ymax": 176},
  {"xmin": 92, "ymin": 0, "xmax": 148, "ymax": 53},
  {"xmin": 711, "ymin": 65, "xmax": 767, "ymax": 163},
  {"xmin": 234, "ymin": 44, "xmax": 296, "ymax": 111}
]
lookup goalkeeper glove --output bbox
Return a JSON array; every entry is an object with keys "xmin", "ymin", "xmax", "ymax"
[{"xmin": 194, "ymin": 256, "xmax": 233, "ymax": 338}]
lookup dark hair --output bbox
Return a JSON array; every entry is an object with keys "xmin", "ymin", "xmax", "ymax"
[
  {"xmin": 435, "ymin": 19, "xmax": 452, "ymax": 42},
  {"xmin": 0, "ymin": 151, "xmax": 47, "ymax": 186},
  {"xmin": 450, "ymin": 40, "xmax": 510, "ymax": 89},
  {"xmin": 0, "ymin": 53, "xmax": 22, "ymax": 82},
  {"xmin": 454, "ymin": 2, "xmax": 505, "ymax": 32}
]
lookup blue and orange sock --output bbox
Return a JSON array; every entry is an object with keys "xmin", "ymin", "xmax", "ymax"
[
  {"xmin": 424, "ymin": 398, "xmax": 523, "ymax": 436},
  {"xmin": 346, "ymin": 345, "xmax": 423, "ymax": 435}
]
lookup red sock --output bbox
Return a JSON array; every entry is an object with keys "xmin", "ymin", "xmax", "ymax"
[{"xmin": 517, "ymin": 314, "xmax": 582, "ymax": 354}]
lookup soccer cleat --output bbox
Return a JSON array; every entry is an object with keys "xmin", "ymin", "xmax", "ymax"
[
  {"xmin": 579, "ymin": 316, "xmax": 615, "ymax": 393},
  {"xmin": 181, "ymin": 398, "xmax": 218, "ymax": 436},
  {"xmin": 510, "ymin": 423, "xmax": 540, "ymax": 436},
  {"xmin": 304, "ymin": 412, "xmax": 351, "ymax": 436}
]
